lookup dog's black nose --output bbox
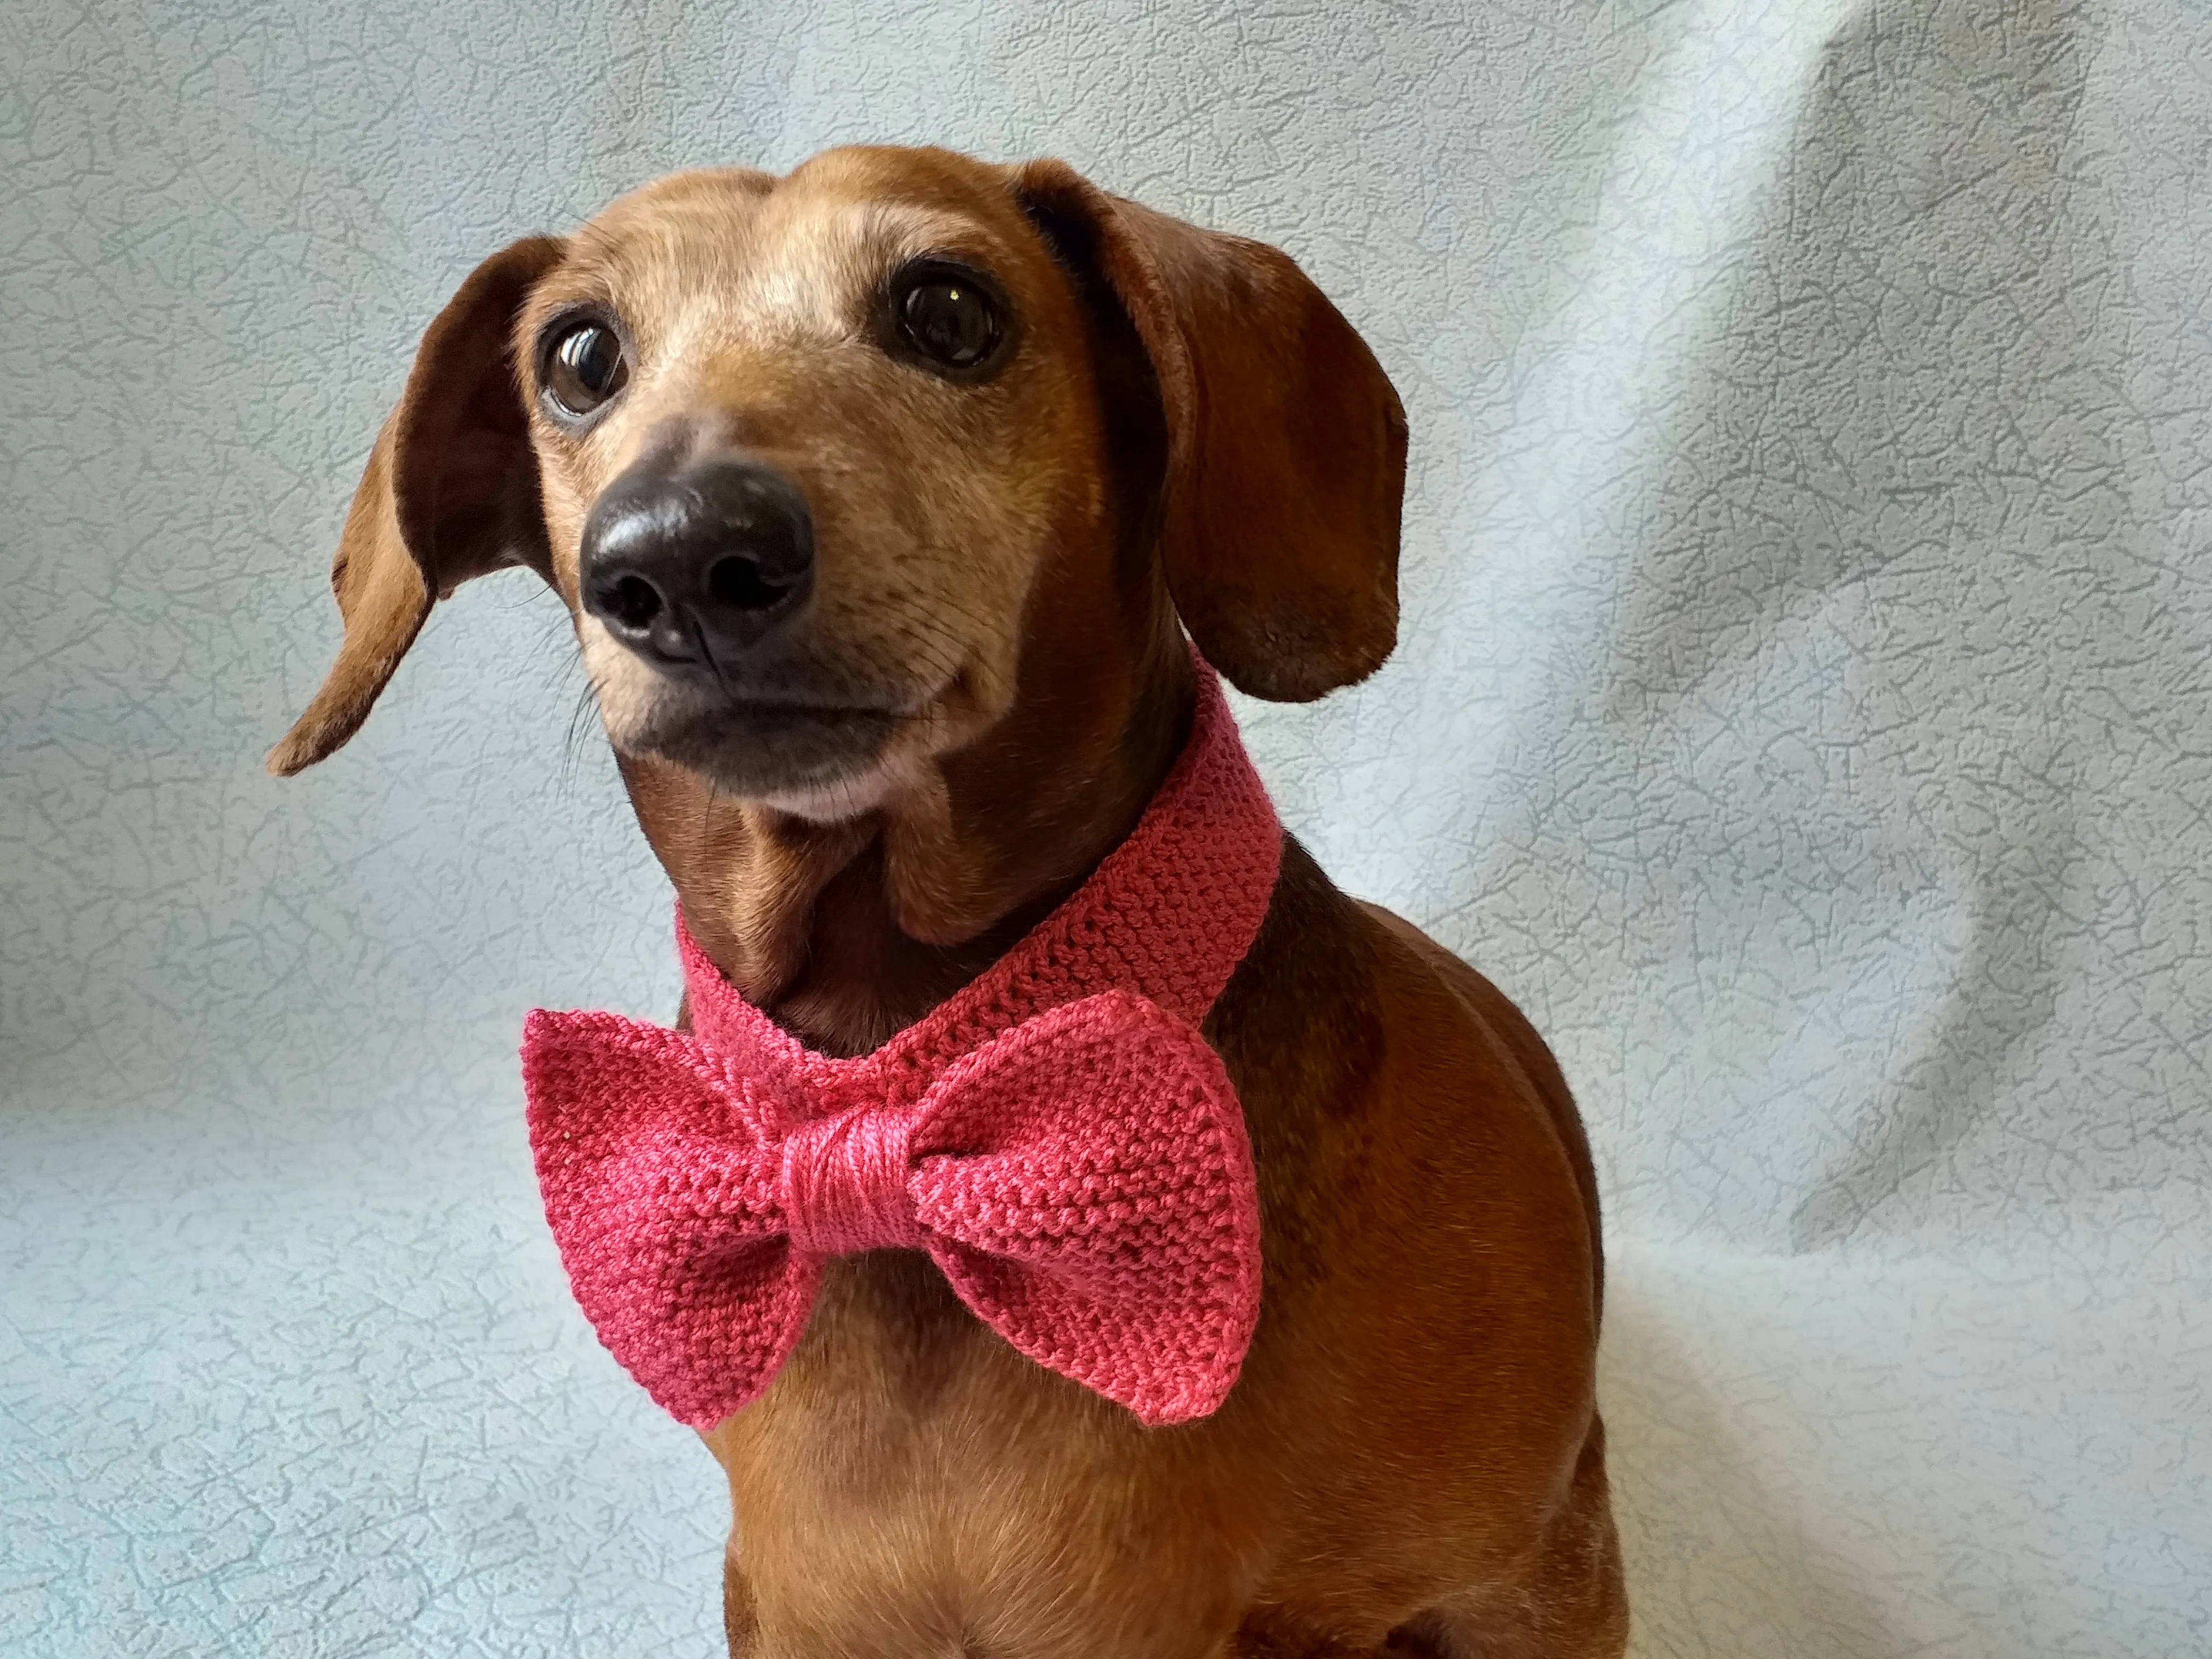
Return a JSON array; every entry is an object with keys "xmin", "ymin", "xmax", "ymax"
[{"xmin": 579, "ymin": 458, "xmax": 814, "ymax": 670}]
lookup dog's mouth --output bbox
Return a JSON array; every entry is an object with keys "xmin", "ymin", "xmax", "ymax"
[
  {"xmin": 579, "ymin": 607, "xmax": 985, "ymax": 810},
  {"xmin": 586, "ymin": 645, "xmax": 959, "ymax": 806},
  {"xmin": 618, "ymin": 692, "xmax": 908, "ymax": 797}
]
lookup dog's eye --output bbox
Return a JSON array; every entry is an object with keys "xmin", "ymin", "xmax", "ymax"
[
  {"xmin": 543, "ymin": 320, "xmax": 630, "ymax": 416},
  {"xmin": 893, "ymin": 266, "xmax": 1004, "ymax": 371}
]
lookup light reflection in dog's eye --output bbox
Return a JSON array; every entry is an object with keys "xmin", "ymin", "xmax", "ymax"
[
  {"xmin": 545, "ymin": 320, "xmax": 630, "ymax": 414},
  {"xmin": 898, "ymin": 273, "xmax": 1000, "ymax": 369}
]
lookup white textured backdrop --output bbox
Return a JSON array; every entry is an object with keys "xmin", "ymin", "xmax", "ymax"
[{"xmin": 4, "ymin": 2, "xmax": 2207, "ymax": 1655}]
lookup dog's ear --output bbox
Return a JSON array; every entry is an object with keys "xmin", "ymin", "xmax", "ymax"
[
  {"xmin": 1011, "ymin": 161, "xmax": 1407, "ymax": 701},
  {"xmin": 267, "ymin": 236, "xmax": 566, "ymax": 775}
]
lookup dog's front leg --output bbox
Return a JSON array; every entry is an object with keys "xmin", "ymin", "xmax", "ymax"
[
  {"xmin": 722, "ymin": 1545, "xmax": 757, "ymax": 1656},
  {"xmin": 1230, "ymin": 1608, "xmax": 1394, "ymax": 1659}
]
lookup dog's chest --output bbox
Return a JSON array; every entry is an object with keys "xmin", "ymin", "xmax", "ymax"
[
  {"xmin": 738, "ymin": 1250, "xmax": 1062, "ymax": 1492},
  {"xmin": 708, "ymin": 1250, "xmax": 1245, "ymax": 1657}
]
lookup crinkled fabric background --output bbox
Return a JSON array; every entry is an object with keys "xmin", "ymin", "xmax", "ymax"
[{"xmin": 3, "ymin": 1, "xmax": 2206, "ymax": 1654}]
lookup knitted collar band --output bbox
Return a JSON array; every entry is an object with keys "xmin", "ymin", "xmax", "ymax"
[
  {"xmin": 678, "ymin": 662, "xmax": 1283, "ymax": 1093},
  {"xmin": 521, "ymin": 661, "xmax": 1283, "ymax": 1429}
]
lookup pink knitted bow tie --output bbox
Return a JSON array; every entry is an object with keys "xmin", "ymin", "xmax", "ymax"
[{"xmin": 521, "ymin": 666, "xmax": 1282, "ymax": 1430}]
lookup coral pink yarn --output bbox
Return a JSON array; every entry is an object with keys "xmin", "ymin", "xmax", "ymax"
[{"xmin": 520, "ymin": 666, "xmax": 1281, "ymax": 1430}]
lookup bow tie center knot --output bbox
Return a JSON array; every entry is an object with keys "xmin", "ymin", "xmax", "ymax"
[{"xmin": 778, "ymin": 1107, "xmax": 927, "ymax": 1257}]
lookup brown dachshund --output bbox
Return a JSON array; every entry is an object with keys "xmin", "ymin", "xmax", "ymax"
[{"xmin": 269, "ymin": 145, "xmax": 1626, "ymax": 1659}]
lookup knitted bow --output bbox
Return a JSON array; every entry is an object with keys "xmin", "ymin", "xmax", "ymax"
[{"xmin": 521, "ymin": 987, "xmax": 1264, "ymax": 1430}]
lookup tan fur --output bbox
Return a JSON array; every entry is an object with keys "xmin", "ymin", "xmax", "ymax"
[{"xmin": 271, "ymin": 144, "xmax": 1626, "ymax": 1658}]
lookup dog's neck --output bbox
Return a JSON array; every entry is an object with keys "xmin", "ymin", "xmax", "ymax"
[{"xmin": 616, "ymin": 627, "xmax": 1197, "ymax": 1059}]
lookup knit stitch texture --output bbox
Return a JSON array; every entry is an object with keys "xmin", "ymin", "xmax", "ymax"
[{"xmin": 520, "ymin": 666, "xmax": 1282, "ymax": 1429}]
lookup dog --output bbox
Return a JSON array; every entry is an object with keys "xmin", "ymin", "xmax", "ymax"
[{"xmin": 268, "ymin": 145, "xmax": 1626, "ymax": 1659}]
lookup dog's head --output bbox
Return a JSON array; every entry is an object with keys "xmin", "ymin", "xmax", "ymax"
[{"xmin": 270, "ymin": 146, "xmax": 1406, "ymax": 824}]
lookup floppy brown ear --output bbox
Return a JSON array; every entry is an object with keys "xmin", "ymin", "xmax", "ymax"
[
  {"xmin": 1011, "ymin": 161, "xmax": 1408, "ymax": 701},
  {"xmin": 266, "ymin": 236, "xmax": 566, "ymax": 775}
]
